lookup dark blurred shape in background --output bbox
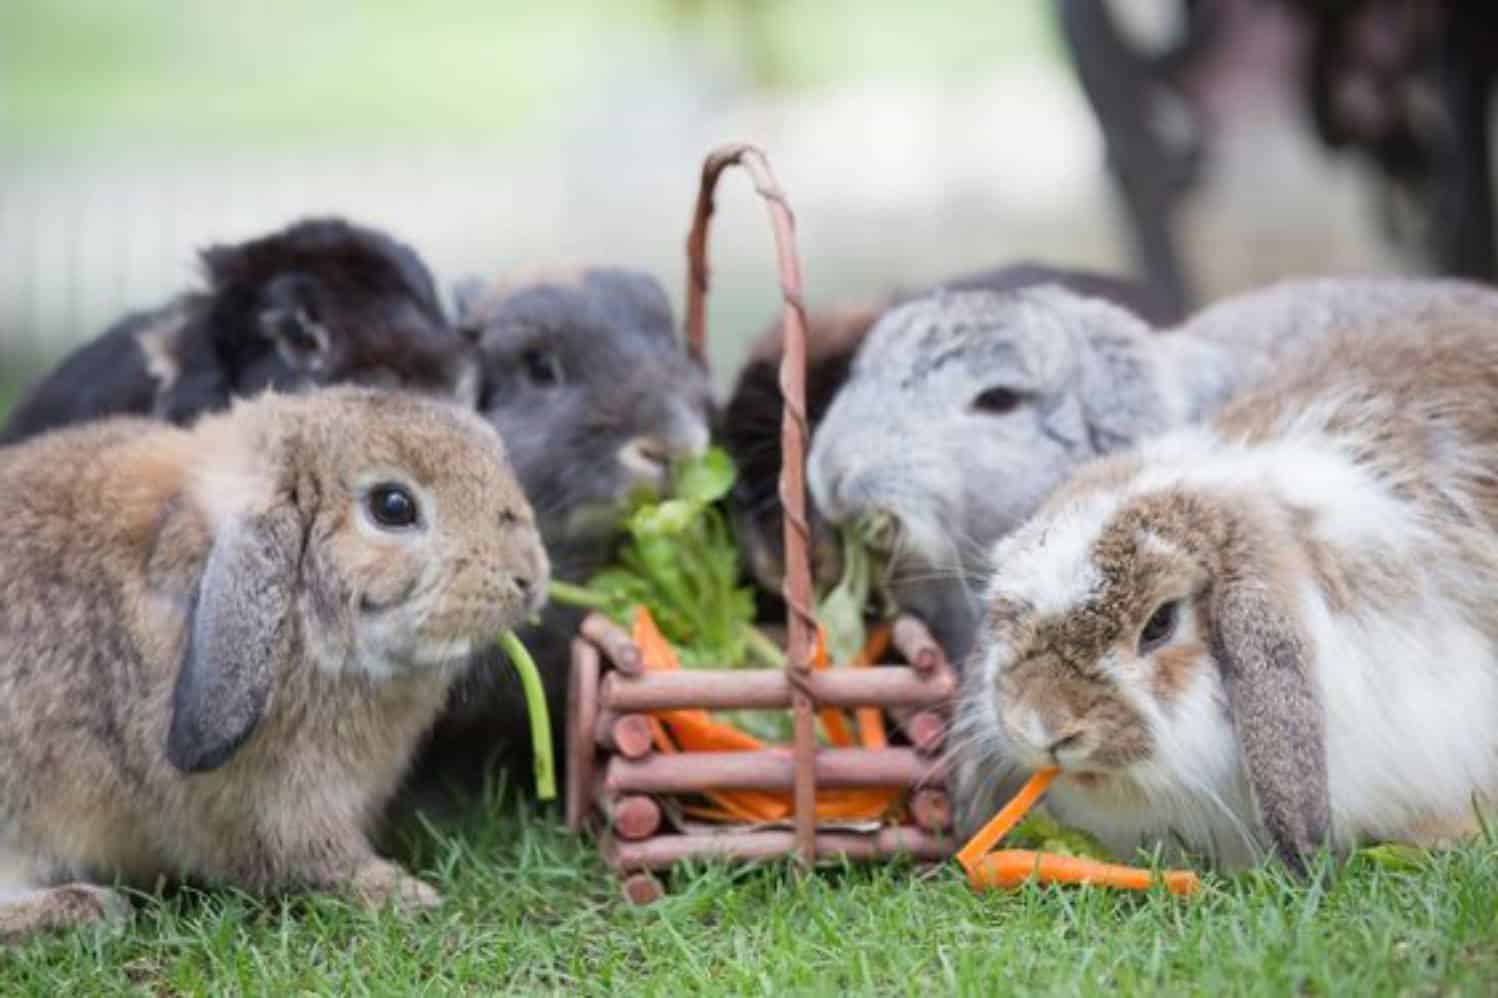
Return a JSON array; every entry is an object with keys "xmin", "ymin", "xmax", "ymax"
[{"xmin": 1060, "ymin": 0, "xmax": 1497, "ymax": 318}]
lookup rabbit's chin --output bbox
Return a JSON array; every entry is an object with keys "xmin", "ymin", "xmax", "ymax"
[{"xmin": 1038, "ymin": 737, "xmax": 1266, "ymax": 872}]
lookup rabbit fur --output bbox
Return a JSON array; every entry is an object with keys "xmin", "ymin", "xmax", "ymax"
[
  {"xmin": 721, "ymin": 260, "xmax": 1171, "ymax": 610},
  {"xmin": 808, "ymin": 273, "xmax": 1498, "ymax": 667},
  {"xmin": 0, "ymin": 386, "xmax": 547, "ymax": 943},
  {"xmin": 409, "ymin": 266, "xmax": 713, "ymax": 801},
  {"xmin": 0, "ymin": 217, "xmax": 479, "ymax": 447},
  {"xmin": 951, "ymin": 313, "xmax": 1498, "ymax": 874}
]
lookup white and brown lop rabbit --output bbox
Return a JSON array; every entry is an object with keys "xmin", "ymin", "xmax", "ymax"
[
  {"xmin": 953, "ymin": 314, "xmax": 1498, "ymax": 875},
  {"xmin": 0, "ymin": 386, "xmax": 547, "ymax": 943}
]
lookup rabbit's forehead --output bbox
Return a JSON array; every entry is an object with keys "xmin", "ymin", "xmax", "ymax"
[
  {"xmin": 323, "ymin": 397, "xmax": 514, "ymax": 490},
  {"xmin": 987, "ymin": 491, "xmax": 1119, "ymax": 619},
  {"xmin": 856, "ymin": 306, "xmax": 1072, "ymax": 397},
  {"xmin": 987, "ymin": 490, "xmax": 1199, "ymax": 653},
  {"xmin": 478, "ymin": 300, "xmax": 674, "ymax": 361}
]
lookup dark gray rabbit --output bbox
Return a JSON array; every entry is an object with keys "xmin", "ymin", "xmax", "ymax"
[{"xmin": 410, "ymin": 266, "xmax": 713, "ymax": 797}]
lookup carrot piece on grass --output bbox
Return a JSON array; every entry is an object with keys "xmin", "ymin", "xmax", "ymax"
[
  {"xmin": 972, "ymin": 850, "xmax": 1201, "ymax": 896},
  {"xmin": 956, "ymin": 767, "xmax": 1060, "ymax": 873}
]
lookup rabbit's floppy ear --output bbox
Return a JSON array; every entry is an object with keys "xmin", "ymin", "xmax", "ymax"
[
  {"xmin": 1073, "ymin": 307, "xmax": 1172, "ymax": 455},
  {"xmin": 166, "ymin": 503, "xmax": 301, "ymax": 773},
  {"xmin": 451, "ymin": 276, "xmax": 494, "ymax": 340},
  {"xmin": 1209, "ymin": 572, "xmax": 1332, "ymax": 875}
]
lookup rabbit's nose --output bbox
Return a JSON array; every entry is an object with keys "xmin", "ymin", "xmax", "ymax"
[
  {"xmin": 1000, "ymin": 704, "xmax": 1068, "ymax": 767},
  {"xmin": 618, "ymin": 436, "xmax": 672, "ymax": 488},
  {"xmin": 510, "ymin": 570, "xmax": 548, "ymax": 616},
  {"xmin": 814, "ymin": 462, "xmax": 883, "ymax": 525}
]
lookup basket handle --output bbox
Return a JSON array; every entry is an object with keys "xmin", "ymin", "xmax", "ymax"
[{"xmin": 683, "ymin": 142, "xmax": 819, "ymax": 866}]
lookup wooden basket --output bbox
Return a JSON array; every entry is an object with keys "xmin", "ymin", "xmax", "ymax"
[{"xmin": 564, "ymin": 143, "xmax": 959, "ymax": 904}]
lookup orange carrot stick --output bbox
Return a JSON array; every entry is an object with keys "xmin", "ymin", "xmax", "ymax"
[
  {"xmin": 680, "ymin": 803, "xmax": 757, "ymax": 824},
  {"xmin": 956, "ymin": 767, "xmax": 1060, "ymax": 873},
  {"xmin": 811, "ymin": 626, "xmax": 856, "ymax": 747},
  {"xmin": 972, "ymin": 850, "xmax": 1201, "ymax": 896},
  {"xmin": 851, "ymin": 622, "xmax": 893, "ymax": 749},
  {"xmin": 632, "ymin": 607, "xmax": 789, "ymax": 821},
  {"xmin": 809, "ymin": 788, "xmax": 903, "ymax": 820},
  {"xmin": 628, "ymin": 607, "xmax": 908, "ymax": 825}
]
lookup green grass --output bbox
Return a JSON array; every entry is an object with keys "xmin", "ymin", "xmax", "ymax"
[
  {"xmin": 0, "ymin": 399, "xmax": 1494, "ymax": 996},
  {"xmin": 0, "ymin": 408, "xmax": 1493, "ymax": 995},
  {"xmin": 3, "ymin": 781, "xmax": 1496, "ymax": 996}
]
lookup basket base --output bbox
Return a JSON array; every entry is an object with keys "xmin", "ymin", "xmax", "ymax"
[{"xmin": 605, "ymin": 825, "xmax": 953, "ymax": 873}]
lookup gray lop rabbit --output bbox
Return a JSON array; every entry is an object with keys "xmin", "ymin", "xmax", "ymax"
[
  {"xmin": 808, "ymin": 274, "xmax": 1498, "ymax": 666},
  {"xmin": 411, "ymin": 266, "xmax": 713, "ymax": 797},
  {"xmin": 0, "ymin": 386, "xmax": 547, "ymax": 943}
]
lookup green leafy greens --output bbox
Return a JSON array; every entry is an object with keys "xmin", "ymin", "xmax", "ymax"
[
  {"xmin": 1005, "ymin": 812, "xmax": 1115, "ymax": 861},
  {"xmin": 549, "ymin": 446, "xmax": 765, "ymax": 671}
]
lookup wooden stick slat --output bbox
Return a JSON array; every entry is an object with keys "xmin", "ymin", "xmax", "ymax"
[
  {"xmin": 601, "ymin": 666, "xmax": 954, "ymax": 713},
  {"xmin": 606, "ymin": 827, "xmax": 953, "ymax": 871},
  {"xmin": 565, "ymin": 639, "xmax": 601, "ymax": 833},
  {"xmin": 599, "ymin": 793, "xmax": 664, "ymax": 841},
  {"xmin": 892, "ymin": 615, "xmax": 948, "ymax": 675},
  {"xmin": 581, "ymin": 613, "xmax": 643, "ymax": 676},
  {"xmin": 604, "ymin": 747, "xmax": 941, "ymax": 795},
  {"xmin": 595, "ymin": 711, "xmax": 655, "ymax": 759}
]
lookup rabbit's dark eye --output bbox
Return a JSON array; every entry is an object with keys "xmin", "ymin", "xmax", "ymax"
[
  {"xmin": 1138, "ymin": 599, "xmax": 1179, "ymax": 655},
  {"xmin": 972, "ymin": 386, "xmax": 1022, "ymax": 415},
  {"xmin": 368, "ymin": 484, "xmax": 419, "ymax": 529},
  {"xmin": 522, "ymin": 349, "xmax": 563, "ymax": 387}
]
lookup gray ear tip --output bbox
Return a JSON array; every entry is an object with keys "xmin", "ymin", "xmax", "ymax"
[
  {"xmin": 165, "ymin": 677, "xmax": 261, "ymax": 774},
  {"xmin": 165, "ymin": 717, "xmax": 240, "ymax": 774},
  {"xmin": 451, "ymin": 275, "xmax": 490, "ymax": 316},
  {"xmin": 1276, "ymin": 835, "xmax": 1334, "ymax": 882}
]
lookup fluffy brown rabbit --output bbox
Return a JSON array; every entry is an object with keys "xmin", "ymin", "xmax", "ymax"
[
  {"xmin": 0, "ymin": 386, "xmax": 547, "ymax": 943},
  {"xmin": 952, "ymin": 314, "xmax": 1498, "ymax": 875}
]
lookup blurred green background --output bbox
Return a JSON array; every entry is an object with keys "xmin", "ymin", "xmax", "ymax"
[
  {"xmin": 0, "ymin": 0, "xmax": 1404, "ymax": 399},
  {"xmin": 4, "ymin": 1, "xmax": 1060, "ymax": 144}
]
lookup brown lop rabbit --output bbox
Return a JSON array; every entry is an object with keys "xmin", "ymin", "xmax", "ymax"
[{"xmin": 0, "ymin": 386, "xmax": 547, "ymax": 943}]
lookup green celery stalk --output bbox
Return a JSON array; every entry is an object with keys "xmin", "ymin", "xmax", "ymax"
[{"xmin": 498, "ymin": 629, "xmax": 556, "ymax": 801}]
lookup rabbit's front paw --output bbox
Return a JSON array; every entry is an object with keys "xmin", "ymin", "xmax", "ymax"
[
  {"xmin": 0, "ymin": 883, "xmax": 132, "ymax": 944},
  {"xmin": 348, "ymin": 860, "xmax": 443, "ymax": 914}
]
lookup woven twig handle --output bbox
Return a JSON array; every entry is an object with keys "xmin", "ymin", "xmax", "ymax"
[{"xmin": 683, "ymin": 142, "xmax": 819, "ymax": 866}]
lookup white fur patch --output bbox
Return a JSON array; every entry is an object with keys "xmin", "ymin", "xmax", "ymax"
[
  {"xmin": 136, "ymin": 323, "xmax": 181, "ymax": 392},
  {"xmin": 1301, "ymin": 576, "xmax": 1498, "ymax": 849},
  {"xmin": 1130, "ymin": 417, "xmax": 1418, "ymax": 564},
  {"xmin": 986, "ymin": 490, "xmax": 1119, "ymax": 616},
  {"xmin": 191, "ymin": 462, "xmax": 274, "ymax": 533}
]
